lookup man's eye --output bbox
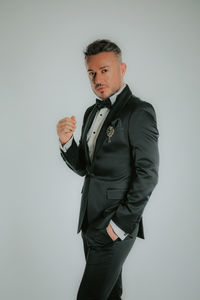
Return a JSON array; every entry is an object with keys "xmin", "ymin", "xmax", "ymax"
[{"xmin": 102, "ymin": 69, "xmax": 108, "ymax": 73}]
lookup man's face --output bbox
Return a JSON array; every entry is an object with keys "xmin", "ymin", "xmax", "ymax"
[{"xmin": 85, "ymin": 51, "xmax": 127, "ymax": 99}]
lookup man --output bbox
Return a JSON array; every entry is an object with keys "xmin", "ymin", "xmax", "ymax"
[{"xmin": 56, "ymin": 39, "xmax": 159, "ymax": 300}]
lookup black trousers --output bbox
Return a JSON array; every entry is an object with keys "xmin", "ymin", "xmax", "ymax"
[{"xmin": 76, "ymin": 214, "xmax": 139, "ymax": 300}]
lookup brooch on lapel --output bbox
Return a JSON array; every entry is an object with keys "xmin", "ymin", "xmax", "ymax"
[
  {"xmin": 106, "ymin": 126, "xmax": 115, "ymax": 143},
  {"xmin": 106, "ymin": 118, "xmax": 120, "ymax": 143}
]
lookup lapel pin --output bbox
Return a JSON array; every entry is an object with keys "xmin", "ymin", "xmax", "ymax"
[{"xmin": 106, "ymin": 125, "xmax": 115, "ymax": 143}]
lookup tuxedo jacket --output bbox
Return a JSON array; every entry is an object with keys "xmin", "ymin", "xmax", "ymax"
[{"xmin": 60, "ymin": 84, "xmax": 159, "ymax": 239}]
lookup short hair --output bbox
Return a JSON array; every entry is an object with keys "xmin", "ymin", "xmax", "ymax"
[{"xmin": 83, "ymin": 39, "xmax": 122, "ymax": 62}]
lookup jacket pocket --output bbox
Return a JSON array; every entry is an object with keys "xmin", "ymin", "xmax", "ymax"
[{"xmin": 101, "ymin": 189, "xmax": 128, "ymax": 218}]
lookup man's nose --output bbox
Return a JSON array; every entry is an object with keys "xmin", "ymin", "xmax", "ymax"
[{"xmin": 93, "ymin": 72, "xmax": 103, "ymax": 85}]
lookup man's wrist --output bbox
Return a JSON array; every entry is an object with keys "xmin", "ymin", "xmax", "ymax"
[
  {"xmin": 110, "ymin": 220, "xmax": 128, "ymax": 240},
  {"xmin": 59, "ymin": 136, "xmax": 73, "ymax": 152},
  {"xmin": 60, "ymin": 138, "xmax": 70, "ymax": 146}
]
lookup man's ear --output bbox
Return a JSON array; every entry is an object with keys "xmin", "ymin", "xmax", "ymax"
[{"xmin": 121, "ymin": 62, "xmax": 127, "ymax": 76}]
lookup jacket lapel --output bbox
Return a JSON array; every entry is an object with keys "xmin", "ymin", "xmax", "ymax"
[
  {"xmin": 81, "ymin": 104, "xmax": 97, "ymax": 165},
  {"xmin": 92, "ymin": 84, "xmax": 133, "ymax": 160},
  {"xmin": 82, "ymin": 84, "xmax": 133, "ymax": 166}
]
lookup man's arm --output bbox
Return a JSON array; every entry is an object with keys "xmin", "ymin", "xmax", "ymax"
[
  {"xmin": 59, "ymin": 107, "xmax": 92, "ymax": 177},
  {"xmin": 111, "ymin": 102, "xmax": 159, "ymax": 234}
]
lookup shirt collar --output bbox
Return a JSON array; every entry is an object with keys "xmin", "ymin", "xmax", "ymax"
[{"xmin": 96, "ymin": 83, "xmax": 127, "ymax": 105}]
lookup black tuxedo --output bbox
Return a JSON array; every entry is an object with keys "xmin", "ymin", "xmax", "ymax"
[
  {"xmin": 60, "ymin": 84, "xmax": 159, "ymax": 299},
  {"xmin": 60, "ymin": 84, "xmax": 159, "ymax": 240}
]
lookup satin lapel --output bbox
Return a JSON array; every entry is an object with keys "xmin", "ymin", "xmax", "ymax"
[
  {"xmin": 92, "ymin": 84, "xmax": 133, "ymax": 161},
  {"xmin": 82, "ymin": 104, "xmax": 98, "ymax": 166}
]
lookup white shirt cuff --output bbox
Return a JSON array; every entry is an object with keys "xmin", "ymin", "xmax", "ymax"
[
  {"xmin": 110, "ymin": 220, "xmax": 128, "ymax": 240},
  {"xmin": 59, "ymin": 136, "xmax": 73, "ymax": 152}
]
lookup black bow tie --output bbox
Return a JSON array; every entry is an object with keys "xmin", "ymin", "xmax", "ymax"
[{"xmin": 95, "ymin": 97, "xmax": 112, "ymax": 110}]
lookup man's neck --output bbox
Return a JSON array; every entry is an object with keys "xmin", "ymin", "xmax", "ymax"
[
  {"xmin": 97, "ymin": 83, "xmax": 126, "ymax": 105},
  {"xmin": 112, "ymin": 83, "xmax": 126, "ymax": 97}
]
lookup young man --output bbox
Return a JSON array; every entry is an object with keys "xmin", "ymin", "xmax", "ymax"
[{"xmin": 56, "ymin": 39, "xmax": 159, "ymax": 300}]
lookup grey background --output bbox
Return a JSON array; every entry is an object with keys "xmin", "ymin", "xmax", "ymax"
[{"xmin": 0, "ymin": 0, "xmax": 199, "ymax": 299}]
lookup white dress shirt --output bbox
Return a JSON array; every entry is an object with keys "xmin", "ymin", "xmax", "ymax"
[{"xmin": 59, "ymin": 83, "xmax": 128, "ymax": 240}]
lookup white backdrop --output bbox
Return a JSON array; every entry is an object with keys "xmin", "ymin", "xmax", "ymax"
[{"xmin": 0, "ymin": 1, "xmax": 199, "ymax": 299}]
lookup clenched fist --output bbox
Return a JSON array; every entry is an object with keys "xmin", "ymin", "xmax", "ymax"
[{"xmin": 56, "ymin": 115, "xmax": 76, "ymax": 146}]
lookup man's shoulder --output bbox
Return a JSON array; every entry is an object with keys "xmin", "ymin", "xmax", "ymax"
[
  {"xmin": 128, "ymin": 94, "xmax": 156, "ymax": 116},
  {"xmin": 83, "ymin": 103, "xmax": 95, "ymax": 117},
  {"xmin": 85, "ymin": 103, "xmax": 95, "ymax": 114},
  {"xmin": 82, "ymin": 103, "xmax": 96, "ymax": 124}
]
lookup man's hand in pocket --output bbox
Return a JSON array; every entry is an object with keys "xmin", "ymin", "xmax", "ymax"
[{"xmin": 106, "ymin": 224, "xmax": 119, "ymax": 241}]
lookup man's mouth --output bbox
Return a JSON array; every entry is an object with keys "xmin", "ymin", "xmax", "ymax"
[{"xmin": 97, "ymin": 86, "xmax": 106, "ymax": 91}]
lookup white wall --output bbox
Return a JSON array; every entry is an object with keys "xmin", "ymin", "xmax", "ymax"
[{"xmin": 0, "ymin": 0, "xmax": 199, "ymax": 299}]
